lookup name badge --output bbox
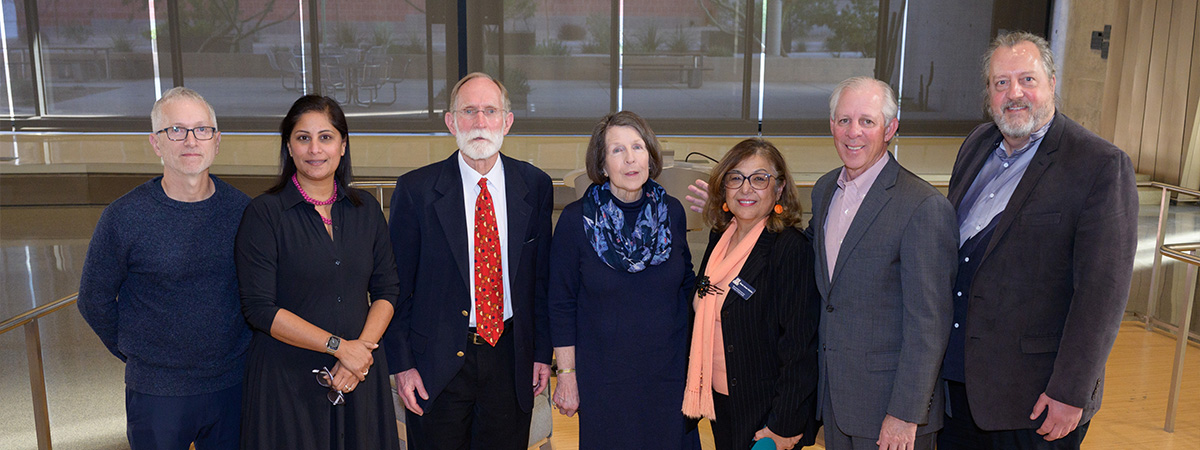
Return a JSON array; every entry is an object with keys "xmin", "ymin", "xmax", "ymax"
[{"xmin": 729, "ymin": 277, "xmax": 755, "ymax": 300}]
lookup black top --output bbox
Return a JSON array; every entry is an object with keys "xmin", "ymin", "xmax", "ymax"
[{"xmin": 235, "ymin": 181, "xmax": 400, "ymax": 450}]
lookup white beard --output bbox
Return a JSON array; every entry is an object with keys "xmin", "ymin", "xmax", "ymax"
[{"xmin": 456, "ymin": 127, "xmax": 504, "ymax": 161}]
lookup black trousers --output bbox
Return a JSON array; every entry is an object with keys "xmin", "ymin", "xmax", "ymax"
[
  {"xmin": 406, "ymin": 325, "xmax": 530, "ymax": 450},
  {"xmin": 939, "ymin": 381, "xmax": 1090, "ymax": 450},
  {"xmin": 710, "ymin": 390, "xmax": 737, "ymax": 450}
]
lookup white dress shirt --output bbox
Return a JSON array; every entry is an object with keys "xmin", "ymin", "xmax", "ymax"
[{"xmin": 458, "ymin": 153, "xmax": 514, "ymax": 326}]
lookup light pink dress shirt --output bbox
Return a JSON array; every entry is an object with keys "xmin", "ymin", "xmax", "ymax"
[{"xmin": 824, "ymin": 153, "xmax": 891, "ymax": 281}]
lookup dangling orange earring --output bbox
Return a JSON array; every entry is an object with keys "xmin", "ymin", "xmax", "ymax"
[
  {"xmin": 722, "ymin": 202, "xmax": 729, "ymax": 212},
  {"xmin": 773, "ymin": 204, "xmax": 783, "ymax": 214}
]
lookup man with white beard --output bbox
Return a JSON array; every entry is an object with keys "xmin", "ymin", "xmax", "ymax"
[
  {"xmin": 383, "ymin": 72, "xmax": 555, "ymax": 449},
  {"xmin": 938, "ymin": 32, "xmax": 1138, "ymax": 450}
]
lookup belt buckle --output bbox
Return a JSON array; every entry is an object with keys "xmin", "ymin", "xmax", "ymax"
[{"xmin": 469, "ymin": 331, "xmax": 484, "ymax": 345}]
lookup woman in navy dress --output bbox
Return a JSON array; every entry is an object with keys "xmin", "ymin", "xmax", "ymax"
[{"xmin": 549, "ymin": 111, "xmax": 699, "ymax": 449}]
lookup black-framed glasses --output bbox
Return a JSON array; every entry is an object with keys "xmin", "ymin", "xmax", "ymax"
[
  {"xmin": 453, "ymin": 108, "xmax": 506, "ymax": 120},
  {"xmin": 723, "ymin": 171, "xmax": 777, "ymax": 190},
  {"xmin": 312, "ymin": 367, "xmax": 346, "ymax": 405},
  {"xmin": 155, "ymin": 126, "xmax": 217, "ymax": 141}
]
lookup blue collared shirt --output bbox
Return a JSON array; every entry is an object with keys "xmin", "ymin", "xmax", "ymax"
[{"xmin": 956, "ymin": 119, "xmax": 1053, "ymax": 246}]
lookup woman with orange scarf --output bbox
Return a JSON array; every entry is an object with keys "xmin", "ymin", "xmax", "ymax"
[{"xmin": 683, "ymin": 138, "xmax": 821, "ymax": 449}]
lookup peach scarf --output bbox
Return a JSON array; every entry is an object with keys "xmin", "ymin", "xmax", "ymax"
[{"xmin": 682, "ymin": 217, "xmax": 766, "ymax": 420}]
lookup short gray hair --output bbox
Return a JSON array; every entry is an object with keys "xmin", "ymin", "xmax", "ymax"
[
  {"xmin": 981, "ymin": 31, "xmax": 1056, "ymax": 87},
  {"xmin": 150, "ymin": 87, "xmax": 217, "ymax": 131},
  {"xmin": 829, "ymin": 76, "xmax": 898, "ymax": 125},
  {"xmin": 448, "ymin": 72, "xmax": 511, "ymax": 113}
]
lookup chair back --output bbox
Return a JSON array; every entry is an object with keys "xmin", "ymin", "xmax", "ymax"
[{"xmin": 655, "ymin": 163, "xmax": 711, "ymax": 231}]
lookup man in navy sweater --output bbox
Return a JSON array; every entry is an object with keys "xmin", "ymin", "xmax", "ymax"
[{"xmin": 79, "ymin": 87, "xmax": 250, "ymax": 450}]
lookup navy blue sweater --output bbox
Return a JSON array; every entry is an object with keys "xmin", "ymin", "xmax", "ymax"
[{"xmin": 78, "ymin": 176, "xmax": 251, "ymax": 396}]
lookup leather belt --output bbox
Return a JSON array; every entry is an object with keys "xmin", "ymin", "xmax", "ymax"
[{"xmin": 468, "ymin": 319, "xmax": 512, "ymax": 345}]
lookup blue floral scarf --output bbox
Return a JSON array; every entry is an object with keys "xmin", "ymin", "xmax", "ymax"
[{"xmin": 582, "ymin": 179, "xmax": 672, "ymax": 273}]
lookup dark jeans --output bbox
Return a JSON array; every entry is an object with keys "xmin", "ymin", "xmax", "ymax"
[
  {"xmin": 125, "ymin": 383, "xmax": 242, "ymax": 450},
  {"xmin": 939, "ymin": 381, "xmax": 1090, "ymax": 450}
]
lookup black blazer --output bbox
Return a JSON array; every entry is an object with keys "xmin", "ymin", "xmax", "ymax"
[
  {"xmin": 948, "ymin": 112, "xmax": 1138, "ymax": 430},
  {"xmin": 382, "ymin": 152, "xmax": 554, "ymax": 413},
  {"xmin": 696, "ymin": 226, "xmax": 820, "ymax": 447}
]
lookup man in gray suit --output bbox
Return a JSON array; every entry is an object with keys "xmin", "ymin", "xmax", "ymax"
[{"xmin": 810, "ymin": 77, "xmax": 958, "ymax": 450}]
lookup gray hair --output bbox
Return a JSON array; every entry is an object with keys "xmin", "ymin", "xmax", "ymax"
[
  {"xmin": 829, "ymin": 76, "xmax": 898, "ymax": 125},
  {"xmin": 448, "ymin": 72, "xmax": 511, "ymax": 113},
  {"xmin": 981, "ymin": 31, "xmax": 1056, "ymax": 87},
  {"xmin": 150, "ymin": 87, "xmax": 217, "ymax": 131}
]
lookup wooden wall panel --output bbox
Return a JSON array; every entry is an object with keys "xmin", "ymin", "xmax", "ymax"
[
  {"xmin": 1113, "ymin": 1, "xmax": 1155, "ymax": 164},
  {"xmin": 1100, "ymin": 0, "xmax": 1130, "ymax": 142},
  {"xmin": 1139, "ymin": 0, "xmax": 1172, "ymax": 181},
  {"xmin": 1184, "ymin": 3, "xmax": 1200, "ymax": 190},
  {"xmin": 1105, "ymin": 0, "xmax": 1200, "ymax": 185},
  {"xmin": 1185, "ymin": 97, "xmax": 1200, "ymax": 190},
  {"xmin": 1151, "ymin": 0, "xmax": 1197, "ymax": 185}
]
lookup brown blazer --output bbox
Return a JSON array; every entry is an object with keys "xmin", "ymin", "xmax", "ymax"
[{"xmin": 947, "ymin": 112, "xmax": 1139, "ymax": 430}]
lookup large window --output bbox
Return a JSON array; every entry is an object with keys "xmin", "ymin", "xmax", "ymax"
[
  {"xmin": 0, "ymin": 0, "xmax": 35, "ymax": 116},
  {"xmin": 37, "ymin": 0, "xmax": 166, "ymax": 116},
  {"xmin": 483, "ymin": 0, "xmax": 611, "ymax": 122},
  {"xmin": 759, "ymin": 0, "xmax": 879, "ymax": 124},
  {"xmin": 1, "ymin": 0, "xmax": 1049, "ymax": 135},
  {"xmin": 316, "ymin": 0, "xmax": 447, "ymax": 122},
  {"xmin": 622, "ymin": 0, "xmax": 746, "ymax": 123},
  {"xmin": 176, "ymin": 0, "xmax": 304, "ymax": 116}
]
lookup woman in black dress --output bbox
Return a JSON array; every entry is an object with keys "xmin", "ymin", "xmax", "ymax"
[
  {"xmin": 684, "ymin": 138, "xmax": 820, "ymax": 450},
  {"xmin": 235, "ymin": 95, "xmax": 400, "ymax": 450},
  {"xmin": 549, "ymin": 111, "xmax": 699, "ymax": 449}
]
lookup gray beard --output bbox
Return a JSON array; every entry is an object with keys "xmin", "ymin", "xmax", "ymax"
[{"xmin": 991, "ymin": 101, "xmax": 1053, "ymax": 141}]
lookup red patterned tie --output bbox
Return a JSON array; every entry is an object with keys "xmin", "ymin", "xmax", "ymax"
[{"xmin": 474, "ymin": 178, "xmax": 504, "ymax": 346}]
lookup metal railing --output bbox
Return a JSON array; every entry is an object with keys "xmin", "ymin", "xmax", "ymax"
[
  {"xmin": 0, "ymin": 292, "xmax": 79, "ymax": 450},
  {"xmin": 1142, "ymin": 182, "xmax": 1200, "ymax": 433}
]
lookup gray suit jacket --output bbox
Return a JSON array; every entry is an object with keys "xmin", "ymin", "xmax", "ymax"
[
  {"xmin": 948, "ymin": 113, "xmax": 1138, "ymax": 430},
  {"xmin": 811, "ymin": 153, "xmax": 957, "ymax": 438}
]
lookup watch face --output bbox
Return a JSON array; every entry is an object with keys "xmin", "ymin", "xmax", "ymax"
[{"xmin": 327, "ymin": 336, "xmax": 340, "ymax": 351}]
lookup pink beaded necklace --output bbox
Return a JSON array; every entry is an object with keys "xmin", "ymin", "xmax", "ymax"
[{"xmin": 292, "ymin": 174, "xmax": 336, "ymax": 225}]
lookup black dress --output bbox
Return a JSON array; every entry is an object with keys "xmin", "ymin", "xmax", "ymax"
[
  {"xmin": 235, "ymin": 183, "xmax": 400, "ymax": 450},
  {"xmin": 548, "ymin": 191, "xmax": 700, "ymax": 450}
]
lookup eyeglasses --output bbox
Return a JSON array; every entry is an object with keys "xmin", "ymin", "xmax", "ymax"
[
  {"xmin": 312, "ymin": 367, "xmax": 346, "ymax": 405},
  {"xmin": 723, "ymin": 171, "xmax": 777, "ymax": 190},
  {"xmin": 155, "ymin": 126, "xmax": 217, "ymax": 141},
  {"xmin": 453, "ymin": 107, "xmax": 506, "ymax": 119}
]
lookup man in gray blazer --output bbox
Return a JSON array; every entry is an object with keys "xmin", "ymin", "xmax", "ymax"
[
  {"xmin": 938, "ymin": 32, "xmax": 1138, "ymax": 449},
  {"xmin": 810, "ymin": 77, "xmax": 958, "ymax": 450}
]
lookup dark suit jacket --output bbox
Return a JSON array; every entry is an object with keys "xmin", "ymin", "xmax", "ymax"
[
  {"xmin": 696, "ymin": 226, "xmax": 821, "ymax": 446},
  {"xmin": 810, "ymin": 153, "xmax": 958, "ymax": 438},
  {"xmin": 948, "ymin": 112, "xmax": 1138, "ymax": 430},
  {"xmin": 382, "ymin": 152, "xmax": 554, "ymax": 413}
]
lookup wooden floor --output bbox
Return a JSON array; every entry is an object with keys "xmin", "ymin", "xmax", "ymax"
[
  {"xmin": 547, "ymin": 322, "xmax": 1198, "ymax": 450},
  {"xmin": 1083, "ymin": 322, "xmax": 1199, "ymax": 449}
]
